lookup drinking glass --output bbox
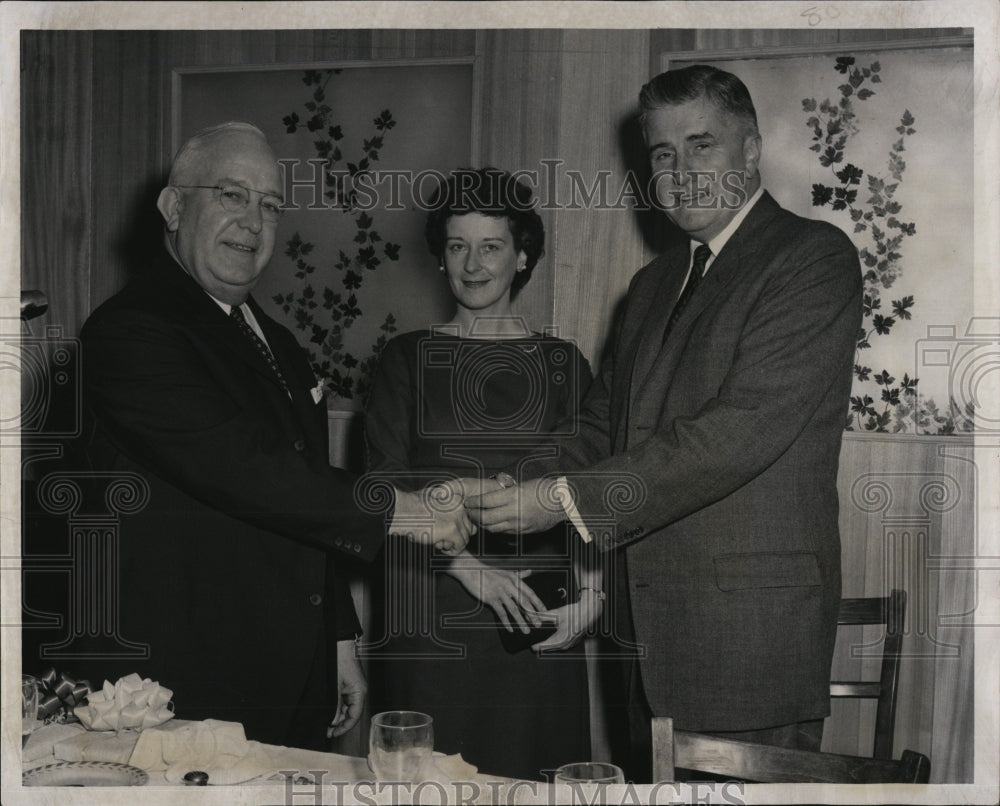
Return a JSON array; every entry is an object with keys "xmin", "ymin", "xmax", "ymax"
[
  {"xmin": 22, "ymin": 675, "xmax": 40, "ymax": 746},
  {"xmin": 554, "ymin": 762, "xmax": 625, "ymax": 784},
  {"xmin": 369, "ymin": 711, "xmax": 434, "ymax": 783}
]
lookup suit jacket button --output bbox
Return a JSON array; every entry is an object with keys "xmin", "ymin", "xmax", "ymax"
[
  {"xmin": 293, "ymin": 439, "xmax": 306, "ymax": 452},
  {"xmin": 309, "ymin": 593, "xmax": 323, "ymax": 606}
]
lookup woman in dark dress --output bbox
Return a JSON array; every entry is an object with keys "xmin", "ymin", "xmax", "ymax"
[{"xmin": 364, "ymin": 168, "xmax": 602, "ymax": 780}]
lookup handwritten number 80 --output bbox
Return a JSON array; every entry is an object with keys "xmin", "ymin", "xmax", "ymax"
[{"xmin": 802, "ymin": 5, "xmax": 841, "ymax": 26}]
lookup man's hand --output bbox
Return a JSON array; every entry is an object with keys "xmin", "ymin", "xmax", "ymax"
[
  {"xmin": 447, "ymin": 554, "xmax": 547, "ymax": 634},
  {"xmin": 390, "ymin": 479, "xmax": 477, "ymax": 555},
  {"xmin": 532, "ymin": 588, "xmax": 604, "ymax": 653},
  {"xmin": 327, "ymin": 639, "xmax": 367, "ymax": 738},
  {"xmin": 466, "ymin": 476, "xmax": 565, "ymax": 534}
]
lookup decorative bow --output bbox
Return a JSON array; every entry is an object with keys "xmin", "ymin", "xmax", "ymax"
[
  {"xmin": 75, "ymin": 673, "xmax": 175, "ymax": 732},
  {"xmin": 37, "ymin": 668, "xmax": 92, "ymax": 722}
]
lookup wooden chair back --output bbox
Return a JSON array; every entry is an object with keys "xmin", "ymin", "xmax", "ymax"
[
  {"xmin": 833, "ymin": 589, "xmax": 906, "ymax": 758},
  {"xmin": 652, "ymin": 716, "xmax": 930, "ymax": 783}
]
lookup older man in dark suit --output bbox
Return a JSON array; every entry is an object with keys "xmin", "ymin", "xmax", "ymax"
[
  {"xmin": 469, "ymin": 65, "xmax": 862, "ymax": 777},
  {"xmin": 79, "ymin": 122, "xmax": 472, "ymax": 749}
]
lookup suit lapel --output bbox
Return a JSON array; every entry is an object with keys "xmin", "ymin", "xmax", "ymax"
[
  {"xmin": 153, "ymin": 257, "xmax": 300, "ymax": 399},
  {"xmin": 628, "ymin": 244, "xmax": 689, "ymax": 391},
  {"xmin": 249, "ymin": 297, "xmax": 328, "ymax": 442},
  {"xmin": 628, "ymin": 193, "xmax": 781, "ymax": 404}
]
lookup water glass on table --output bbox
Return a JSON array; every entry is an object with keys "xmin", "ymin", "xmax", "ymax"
[
  {"xmin": 369, "ymin": 711, "xmax": 434, "ymax": 783},
  {"xmin": 554, "ymin": 762, "xmax": 625, "ymax": 784},
  {"xmin": 22, "ymin": 675, "xmax": 40, "ymax": 747}
]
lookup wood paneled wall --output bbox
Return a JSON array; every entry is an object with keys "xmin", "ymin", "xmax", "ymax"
[
  {"xmin": 827, "ymin": 433, "xmax": 975, "ymax": 783},
  {"xmin": 21, "ymin": 29, "xmax": 650, "ymax": 370}
]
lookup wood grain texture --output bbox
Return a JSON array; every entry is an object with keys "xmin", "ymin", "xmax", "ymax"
[
  {"xmin": 548, "ymin": 29, "xmax": 649, "ymax": 369},
  {"xmin": 828, "ymin": 433, "xmax": 975, "ymax": 783},
  {"xmin": 21, "ymin": 31, "xmax": 94, "ymax": 341}
]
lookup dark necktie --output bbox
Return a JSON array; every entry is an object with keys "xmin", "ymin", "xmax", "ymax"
[
  {"xmin": 230, "ymin": 305, "xmax": 290, "ymax": 395},
  {"xmin": 663, "ymin": 243, "xmax": 712, "ymax": 344}
]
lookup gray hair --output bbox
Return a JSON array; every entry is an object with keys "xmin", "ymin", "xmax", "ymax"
[
  {"xmin": 167, "ymin": 121, "xmax": 270, "ymax": 186},
  {"xmin": 639, "ymin": 65, "xmax": 759, "ymax": 140}
]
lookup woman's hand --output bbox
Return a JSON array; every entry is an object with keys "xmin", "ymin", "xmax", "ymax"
[
  {"xmin": 532, "ymin": 589, "xmax": 604, "ymax": 653},
  {"xmin": 447, "ymin": 555, "xmax": 548, "ymax": 634}
]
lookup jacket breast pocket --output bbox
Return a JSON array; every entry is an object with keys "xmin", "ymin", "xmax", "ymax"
[{"xmin": 714, "ymin": 551, "xmax": 821, "ymax": 591}]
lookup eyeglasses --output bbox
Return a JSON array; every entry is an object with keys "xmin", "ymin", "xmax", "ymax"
[{"xmin": 174, "ymin": 183, "xmax": 285, "ymax": 221}]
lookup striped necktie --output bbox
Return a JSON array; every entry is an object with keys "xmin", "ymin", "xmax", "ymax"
[
  {"xmin": 662, "ymin": 243, "xmax": 712, "ymax": 344},
  {"xmin": 230, "ymin": 305, "xmax": 290, "ymax": 395}
]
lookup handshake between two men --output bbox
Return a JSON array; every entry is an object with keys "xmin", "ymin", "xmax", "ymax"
[{"xmin": 388, "ymin": 475, "xmax": 568, "ymax": 555}]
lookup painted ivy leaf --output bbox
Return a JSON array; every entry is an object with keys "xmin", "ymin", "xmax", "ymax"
[
  {"xmin": 834, "ymin": 56, "xmax": 855, "ymax": 74},
  {"xmin": 862, "ymin": 294, "xmax": 880, "ymax": 315},
  {"xmin": 900, "ymin": 372, "xmax": 918, "ymax": 395},
  {"xmin": 874, "ymin": 411, "xmax": 892, "ymax": 431},
  {"xmin": 340, "ymin": 294, "xmax": 362, "ymax": 320},
  {"xmin": 343, "ymin": 270, "xmax": 363, "ymax": 290},
  {"xmin": 871, "ymin": 74, "xmax": 882, "ymax": 83},
  {"xmin": 306, "ymin": 115, "xmax": 324, "ymax": 132},
  {"xmin": 861, "ymin": 249, "xmax": 878, "ymax": 268},
  {"xmin": 382, "ymin": 312, "xmax": 397, "ymax": 332},
  {"xmin": 369, "ymin": 231, "xmax": 382, "ymax": 243},
  {"xmin": 384, "ymin": 242, "xmax": 401, "ymax": 261},
  {"xmin": 835, "ymin": 164, "xmax": 864, "ymax": 185},
  {"xmin": 343, "ymin": 354, "xmax": 359, "ymax": 370},
  {"xmin": 874, "ymin": 369, "xmax": 895, "ymax": 386},
  {"xmin": 322, "ymin": 288, "xmax": 336, "ymax": 309},
  {"xmin": 353, "ymin": 230, "xmax": 368, "ymax": 244},
  {"xmin": 881, "ymin": 387, "xmax": 901, "ymax": 406},
  {"xmin": 857, "ymin": 88, "xmax": 875, "ymax": 101},
  {"xmin": 849, "ymin": 69, "xmax": 864, "ymax": 89},
  {"xmin": 302, "ymin": 70, "xmax": 322, "ymax": 85},
  {"xmin": 310, "ymin": 325, "xmax": 328, "ymax": 345},
  {"xmin": 293, "ymin": 308, "xmax": 313, "ymax": 330},
  {"xmin": 901, "ymin": 109, "xmax": 915, "ymax": 127},
  {"xmin": 838, "ymin": 83, "xmax": 854, "ymax": 98},
  {"xmin": 856, "ymin": 365, "xmax": 872, "ymax": 382},
  {"xmin": 850, "ymin": 208, "xmax": 864, "ymax": 221},
  {"xmin": 802, "ymin": 99, "xmax": 817, "ymax": 112},
  {"xmin": 328, "ymin": 125, "xmax": 343, "ymax": 140},
  {"xmin": 811, "ymin": 184, "xmax": 834, "ymax": 206},
  {"xmin": 357, "ymin": 211, "xmax": 374, "ymax": 229},
  {"xmin": 282, "ymin": 112, "xmax": 300, "ymax": 133},
  {"xmin": 313, "ymin": 87, "xmax": 325, "ymax": 103},
  {"xmin": 315, "ymin": 140, "xmax": 332, "ymax": 159},
  {"xmin": 854, "ymin": 223, "xmax": 867, "ymax": 233},
  {"xmin": 809, "ymin": 143, "xmax": 822, "ymax": 153},
  {"xmin": 892, "ymin": 296, "xmax": 915, "ymax": 320},
  {"xmin": 851, "ymin": 394, "xmax": 875, "ymax": 415}
]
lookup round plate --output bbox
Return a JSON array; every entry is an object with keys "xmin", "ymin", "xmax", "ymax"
[{"xmin": 23, "ymin": 760, "xmax": 148, "ymax": 787}]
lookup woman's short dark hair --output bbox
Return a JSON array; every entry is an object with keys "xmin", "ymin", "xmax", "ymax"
[
  {"xmin": 639, "ymin": 64, "xmax": 759, "ymax": 140},
  {"xmin": 424, "ymin": 167, "xmax": 545, "ymax": 298}
]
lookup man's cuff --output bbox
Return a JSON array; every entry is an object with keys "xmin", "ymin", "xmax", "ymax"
[{"xmin": 553, "ymin": 476, "xmax": 592, "ymax": 543}]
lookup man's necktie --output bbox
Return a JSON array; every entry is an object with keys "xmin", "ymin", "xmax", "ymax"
[
  {"xmin": 230, "ymin": 305, "xmax": 290, "ymax": 395},
  {"xmin": 663, "ymin": 243, "xmax": 712, "ymax": 344}
]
